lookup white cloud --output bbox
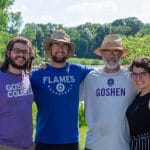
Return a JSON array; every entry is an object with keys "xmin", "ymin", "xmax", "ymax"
[
  {"xmin": 22, "ymin": 15, "xmax": 53, "ymax": 24},
  {"xmin": 38, "ymin": 16, "xmax": 53, "ymax": 23},
  {"xmin": 10, "ymin": 4, "xmax": 28, "ymax": 12},
  {"xmin": 137, "ymin": 4, "xmax": 150, "ymax": 23},
  {"xmin": 11, "ymin": 0, "xmax": 150, "ymax": 27},
  {"xmin": 67, "ymin": 1, "xmax": 118, "ymax": 13},
  {"xmin": 61, "ymin": 1, "xmax": 119, "ymax": 26},
  {"xmin": 80, "ymin": 0, "xmax": 106, "ymax": 2}
]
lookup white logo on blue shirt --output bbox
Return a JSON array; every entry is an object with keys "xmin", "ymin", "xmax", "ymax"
[{"xmin": 43, "ymin": 75, "xmax": 75, "ymax": 95}]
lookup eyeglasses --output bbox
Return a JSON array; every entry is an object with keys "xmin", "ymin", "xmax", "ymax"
[
  {"xmin": 11, "ymin": 48, "xmax": 29, "ymax": 55},
  {"xmin": 102, "ymin": 49, "xmax": 122, "ymax": 55},
  {"xmin": 51, "ymin": 43, "xmax": 69, "ymax": 51},
  {"xmin": 131, "ymin": 71, "xmax": 148, "ymax": 79}
]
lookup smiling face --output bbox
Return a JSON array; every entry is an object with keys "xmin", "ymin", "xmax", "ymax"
[
  {"xmin": 46, "ymin": 41, "xmax": 70, "ymax": 67},
  {"xmin": 131, "ymin": 66, "xmax": 150, "ymax": 95},
  {"xmin": 100, "ymin": 49, "xmax": 123, "ymax": 72},
  {"xmin": 7, "ymin": 42, "xmax": 30, "ymax": 71}
]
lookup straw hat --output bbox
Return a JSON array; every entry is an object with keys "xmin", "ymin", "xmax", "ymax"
[
  {"xmin": 94, "ymin": 34, "xmax": 128, "ymax": 56},
  {"xmin": 44, "ymin": 30, "xmax": 75, "ymax": 57}
]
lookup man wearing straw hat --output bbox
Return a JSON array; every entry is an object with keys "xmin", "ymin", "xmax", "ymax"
[
  {"xmin": 30, "ymin": 30, "xmax": 91, "ymax": 150},
  {"xmin": 80, "ymin": 34, "xmax": 137, "ymax": 150}
]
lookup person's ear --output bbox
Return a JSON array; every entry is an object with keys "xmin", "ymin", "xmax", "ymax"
[
  {"xmin": 100, "ymin": 50, "xmax": 103, "ymax": 56},
  {"xmin": 45, "ymin": 47, "xmax": 51, "ymax": 57},
  {"xmin": 120, "ymin": 51, "xmax": 123, "ymax": 57}
]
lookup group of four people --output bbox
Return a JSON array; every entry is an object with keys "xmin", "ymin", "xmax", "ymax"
[{"xmin": 0, "ymin": 30, "xmax": 150, "ymax": 150}]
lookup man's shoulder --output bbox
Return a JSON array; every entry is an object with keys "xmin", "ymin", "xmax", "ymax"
[
  {"xmin": 120, "ymin": 66, "xmax": 128, "ymax": 71},
  {"xmin": 88, "ymin": 68, "xmax": 103, "ymax": 74},
  {"xmin": 0, "ymin": 70, "xmax": 8, "ymax": 77},
  {"xmin": 0, "ymin": 70, "xmax": 5, "ymax": 79},
  {"xmin": 32, "ymin": 66, "xmax": 49, "ymax": 73},
  {"xmin": 83, "ymin": 69, "xmax": 102, "ymax": 80},
  {"xmin": 120, "ymin": 66, "xmax": 130, "ymax": 75},
  {"xmin": 0, "ymin": 70, "xmax": 3, "ymax": 74},
  {"xmin": 31, "ymin": 68, "xmax": 49, "ymax": 80},
  {"xmin": 68, "ymin": 62, "xmax": 84, "ymax": 68},
  {"xmin": 68, "ymin": 62, "xmax": 92, "ymax": 71}
]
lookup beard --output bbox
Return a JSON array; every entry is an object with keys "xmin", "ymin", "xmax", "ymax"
[
  {"xmin": 8, "ymin": 56, "xmax": 28, "ymax": 70},
  {"xmin": 102, "ymin": 56, "xmax": 120, "ymax": 69},
  {"xmin": 51, "ymin": 55, "xmax": 68, "ymax": 63}
]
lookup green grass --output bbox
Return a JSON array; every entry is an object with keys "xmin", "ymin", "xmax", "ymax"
[{"xmin": 79, "ymin": 126, "xmax": 88, "ymax": 150}]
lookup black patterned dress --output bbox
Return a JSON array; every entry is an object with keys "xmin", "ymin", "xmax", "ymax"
[{"xmin": 126, "ymin": 92, "xmax": 150, "ymax": 150}]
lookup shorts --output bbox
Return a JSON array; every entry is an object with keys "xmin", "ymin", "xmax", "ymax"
[{"xmin": 35, "ymin": 142, "xmax": 79, "ymax": 150}]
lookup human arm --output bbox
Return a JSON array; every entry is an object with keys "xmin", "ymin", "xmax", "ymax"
[{"xmin": 32, "ymin": 62, "xmax": 49, "ymax": 70}]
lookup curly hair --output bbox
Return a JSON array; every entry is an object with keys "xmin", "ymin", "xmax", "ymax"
[
  {"xmin": 0, "ymin": 36, "xmax": 34, "ymax": 73},
  {"xmin": 129, "ymin": 56, "xmax": 150, "ymax": 73}
]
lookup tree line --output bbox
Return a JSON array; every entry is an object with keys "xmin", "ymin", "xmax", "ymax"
[{"xmin": 0, "ymin": 0, "xmax": 150, "ymax": 65}]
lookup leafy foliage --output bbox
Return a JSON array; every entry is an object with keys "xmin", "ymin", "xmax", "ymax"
[
  {"xmin": 0, "ymin": 31, "xmax": 13, "ymax": 63},
  {"xmin": 79, "ymin": 102, "xmax": 87, "ymax": 127},
  {"xmin": 0, "ymin": 7, "xmax": 150, "ymax": 66},
  {"xmin": 7, "ymin": 11, "xmax": 22, "ymax": 34},
  {"xmin": 121, "ymin": 34, "xmax": 150, "ymax": 65},
  {"xmin": 0, "ymin": 0, "xmax": 14, "ymax": 31}
]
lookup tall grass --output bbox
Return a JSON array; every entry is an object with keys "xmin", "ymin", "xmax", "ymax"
[
  {"xmin": 79, "ymin": 126, "xmax": 88, "ymax": 150},
  {"xmin": 79, "ymin": 101, "xmax": 87, "ymax": 127}
]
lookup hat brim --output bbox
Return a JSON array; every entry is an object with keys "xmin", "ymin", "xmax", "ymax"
[
  {"xmin": 44, "ymin": 38, "xmax": 75, "ymax": 57},
  {"xmin": 94, "ymin": 47, "xmax": 128, "ymax": 57}
]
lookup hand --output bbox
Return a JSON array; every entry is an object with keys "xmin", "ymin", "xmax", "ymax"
[{"xmin": 33, "ymin": 62, "xmax": 48, "ymax": 70}]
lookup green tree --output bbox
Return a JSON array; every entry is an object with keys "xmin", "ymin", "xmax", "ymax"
[
  {"xmin": 93, "ymin": 25, "xmax": 110, "ymax": 58},
  {"xmin": 139, "ymin": 23, "xmax": 150, "ymax": 35},
  {"xmin": 21, "ymin": 23, "xmax": 37, "ymax": 41},
  {"xmin": 122, "ymin": 34, "xmax": 150, "ymax": 65},
  {"xmin": 7, "ymin": 11, "xmax": 22, "ymax": 34},
  {"xmin": 111, "ymin": 25, "xmax": 131, "ymax": 35},
  {"xmin": 0, "ymin": 32, "xmax": 13, "ymax": 63},
  {"xmin": 0, "ymin": 0, "xmax": 14, "ymax": 31},
  {"xmin": 112, "ymin": 17, "xmax": 144, "ymax": 35},
  {"xmin": 0, "ymin": 0, "xmax": 14, "ymax": 63}
]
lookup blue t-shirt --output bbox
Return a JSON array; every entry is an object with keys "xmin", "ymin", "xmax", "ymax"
[{"xmin": 30, "ymin": 63, "xmax": 91, "ymax": 144}]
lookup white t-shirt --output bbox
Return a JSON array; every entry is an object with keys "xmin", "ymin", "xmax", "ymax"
[{"xmin": 80, "ymin": 67, "xmax": 137, "ymax": 150}]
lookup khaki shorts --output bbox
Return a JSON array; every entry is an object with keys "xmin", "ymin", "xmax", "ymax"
[{"xmin": 0, "ymin": 144, "xmax": 35, "ymax": 150}]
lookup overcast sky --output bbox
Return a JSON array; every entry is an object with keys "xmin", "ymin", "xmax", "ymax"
[{"xmin": 11, "ymin": 0, "xmax": 150, "ymax": 27}]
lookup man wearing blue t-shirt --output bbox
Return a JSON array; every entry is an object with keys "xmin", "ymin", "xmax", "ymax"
[{"xmin": 31, "ymin": 30, "xmax": 91, "ymax": 150}]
